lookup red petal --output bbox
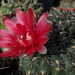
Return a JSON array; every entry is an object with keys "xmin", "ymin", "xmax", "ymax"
[
  {"xmin": 11, "ymin": 17, "xmax": 18, "ymax": 24},
  {"xmin": 21, "ymin": 39, "xmax": 30, "ymax": 47},
  {"xmin": 0, "ymin": 48, "xmax": 22, "ymax": 57},
  {"xmin": 0, "ymin": 41, "xmax": 19, "ymax": 48},
  {"xmin": 36, "ymin": 22, "xmax": 52, "ymax": 32},
  {"xmin": 0, "ymin": 37, "xmax": 13, "ymax": 42},
  {"xmin": 16, "ymin": 8, "xmax": 24, "ymax": 25},
  {"xmin": 36, "ymin": 22, "xmax": 52, "ymax": 37},
  {"xmin": 21, "ymin": 12, "xmax": 29, "ymax": 27},
  {"xmin": 34, "ymin": 44, "xmax": 47, "ymax": 54},
  {"xmin": 3, "ymin": 17, "xmax": 26, "ymax": 35},
  {"xmin": 16, "ymin": 23, "xmax": 27, "ymax": 36},
  {"xmin": 28, "ymin": 31, "xmax": 36, "ymax": 41},
  {"xmin": 35, "ymin": 35, "xmax": 49, "ymax": 44},
  {"xmin": 36, "ymin": 13, "xmax": 48, "ymax": 30},
  {"xmin": 27, "ymin": 47, "xmax": 36, "ymax": 55},
  {"xmin": 27, "ymin": 7, "xmax": 34, "ymax": 30},
  {"xmin": 10, "ymin": 49, "xmax": 26, "ymax": 58},
  {"xmin": 3, "ymin": 16, "xmax": 19, "ymax": 34},
  {"xmin": 0, "ymin": 29, "xmax": 17, "ymax": 40}
]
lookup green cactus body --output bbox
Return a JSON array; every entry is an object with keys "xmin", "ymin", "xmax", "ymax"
[
  {"xmin": 1, "ymin": 0, "xmax": 75, "ymax": 75},
  {"xmin": 19, "ymin": 7, "xmax": 75, "ymax": 75},
  {"xmin": 20, "ymin": 55, "xmax": 51, "ymax": 75}
]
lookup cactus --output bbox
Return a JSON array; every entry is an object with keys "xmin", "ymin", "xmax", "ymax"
[
  {"xmin": 19, "ymin": 7, "xmax": 75, "ymax": 75},
  {"xmin": 1, "ymin": 0, "xmax": 75, "ymax": 75},
  {"xmin": 1, "ymin": 0, "xmax": 42, "ymax": 15}
]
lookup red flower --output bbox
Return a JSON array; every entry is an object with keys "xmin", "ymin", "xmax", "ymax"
[{"xmin": 0, "ymin": 7, "xmax": 52, "ymax": 58}]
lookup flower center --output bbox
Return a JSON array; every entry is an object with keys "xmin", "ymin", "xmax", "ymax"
[
  {"xmin": 17, "ymin": 33, "xmax": 33, "ymax": 47},
  {"xmin": 26, "ymin": 32, "xmax": 32, "ymax": 40}
]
